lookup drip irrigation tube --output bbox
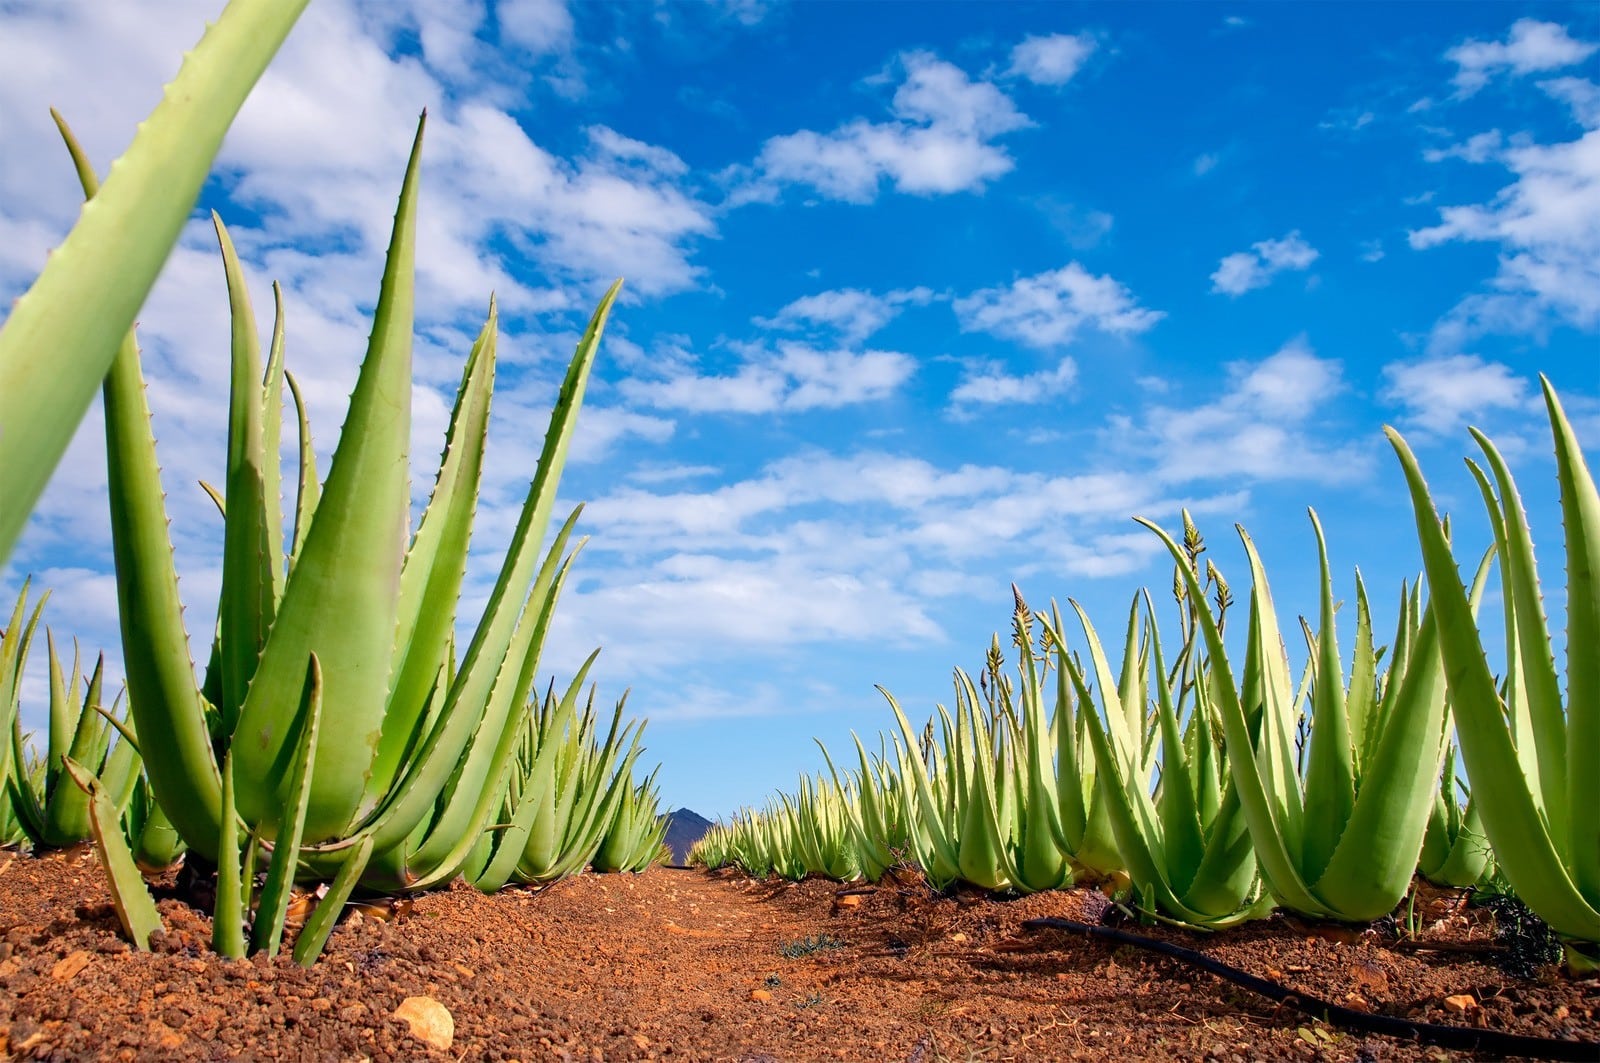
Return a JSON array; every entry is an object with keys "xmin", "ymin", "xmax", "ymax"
[{"xmin": 1022, "ymin": 916, "xmax": 1596, "ymax": 1061}]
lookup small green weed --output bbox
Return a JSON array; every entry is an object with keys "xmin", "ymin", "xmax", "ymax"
[{"xmin": 779, "ymin": 934, "xmax": 847, "ymax": 959}]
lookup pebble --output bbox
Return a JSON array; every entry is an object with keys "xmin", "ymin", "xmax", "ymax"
[{"xmin": 393, "ymin": 995, "xmax": 454, "ymax": 1051}]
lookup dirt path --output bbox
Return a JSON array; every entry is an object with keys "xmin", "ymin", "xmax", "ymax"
[{"xmin": 0, "ymin": 848, "xmax": 1595, "ymax": 1060}]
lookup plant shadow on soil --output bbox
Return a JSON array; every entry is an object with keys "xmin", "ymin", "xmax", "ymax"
[{"xmin": 0, "ymin": 847, "xmax": 1595, "ymax": 1061}]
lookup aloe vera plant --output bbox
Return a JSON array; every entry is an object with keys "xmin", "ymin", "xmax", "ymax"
[
  {"xmin": 1389, "ymin": 377, "xmax": 1600, "ymax": 950},
  {"xmin": 471, "ymin": 676, "xmax": 647, "ymax": 890},
  {"xmin": 49, "ymin": 104, "xmax": 627, "ymax": 958},
  {"xmin": 0, "ymin": 584, "xmax": 156, "ymax": 855},
  {"xmin": 1051, "ymin": 555, "xmax": 1271, "ymax": 928},
  {"xmin": 1139, "ymin": 509, "xmax": 1453, "ymax": 923},
  {"xmin": 592, "ymin": 768, "xmax": 669, "ymax": 874},
  {"xmin": 0, "ymin": 0, "xmax": 310, "ymax": 564}
]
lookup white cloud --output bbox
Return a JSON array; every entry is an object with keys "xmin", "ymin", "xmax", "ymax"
[
  {"xmin": 1007, "ymin": 33, "xmax": 1098, "ymax": 87},
  {"xmin": 1447, "ymin": 19, "xmax": 1597, "ymax": 98},
  {"xmin": 948, "ymin": 357, "xmax": 1078, "ymax": 410},
  {"xmin": 1210, "ymin": 231, "xmax": 1320, "ymax": 295},
  {"xmin": 1194, "ymin": 152, "xmax": 1220, "ymax": 177},
  {"xmin": 565, "ymin": 406, "xmax": 676, "ymax": 463},
  {"xmin": 742, "ymin": 51, "xmax": 1030, "ymax": 203},
  {"xmin": 1410, "ymin": 124, "xmax": 1600, "ymax": 346},
  {"xmin": 621, "ymin": 342, "xmax": 916, "ymax": 414},
  {"xmin": 1034, "ymin": 199, "xmax": 1115, "ymax": 249},
  {"xmin": 756, "ymin": 286, "xmax": 934, "ymax": 343},
  {"xmin": 1125, "ymin": 339, "xmax": 1371, "ymax": 486},
  {"xmin": 954, "ymin": 263, "xmax": 1163, "ymax": 349},
  {"xmin": 497, "ymin": 0, "xmax": 574, "ymax": 54},
  {"xmin": 1542, "ymin": 76, "xmax": 1600, "ymax": 129},
  {"xmin": 1423, "ymin": 130, "xmax": 1504, "ymax": 164},
  {"xmin": 1381, "ymin": 355, "xmax": 1532, "ymax": 436}
]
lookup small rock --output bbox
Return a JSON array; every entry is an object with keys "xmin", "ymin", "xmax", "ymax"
[
  {"xmin": 750, "ymin": 990, "xmax": 773, "ymax": 1003},
  {"xmin": 1444, "ymin": 994, "xmax": 1479, "ymax": 1014},
  {"xmin": 393, "ymin": 996, "xmax": 454, "ymax": 1051},
  {"xmin": 949, "ymin": 932, "xmax": 967, "ymax": 943},
  {"xmin": 51, "ymin": 951, "xmax": 93, "ymax": 982},
  {"xmin": 833, "ymin": 895, "xmax": 861, "ymax": 909},
  {"xmin": 632, "ymin": 1034, "xmax": 651, "ymax": 1049}
]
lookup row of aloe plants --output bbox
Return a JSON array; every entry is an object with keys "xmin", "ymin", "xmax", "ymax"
[
  {"xmin": 694, "ymin": 385, "xmax": 1597, "ymax": 966},
  {"xmin": 0, "ymin": 3, "xmax": 667, "ymax": 964}
]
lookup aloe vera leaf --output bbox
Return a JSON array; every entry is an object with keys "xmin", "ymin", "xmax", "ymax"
[
  {"xmin": 1463, "ymin": 460, "xmax": 1547, "ymax": 817},
  {"xmin": 261, "ymin": 282, "xmax": 288, "ymax": 604},
  {"xmin": 210, "ymin": 214, "xmax": 274, "ymax": 730},
  {"xmin": 351, "ymin": 512, "xmax": 585, "ymax": 879},
  {"xmin": 362, "ymin": 302, "xmax": 497, "ymax": 813},
  {"xmin": 884, "ymin": 691, "xmax": 960, "ymax": 874},
  {"xmin": 252, "ymin": 654, "xmax": 324, "ymax": 957},
  {"xmin": 284, "ymin": 370, "xmax": 320, "ymax": 566},
  {"xmin": 0, "ymin": 584, "xmax": 45, "ymax": 742},
  {"xmin": 1235, "ymin": 528, "xmax": 1306, "ymax": 860},
  {"xmin": 45, "ymin": 634, "xmax": 74, "ymax": 782},
  {"xmin": 1139, "ymin": 517, "xmax": 1328, "ymax": 918},
  {"xmin": 1314, "ymin": 589, "xmax": 1448, "ymax": 920},
  {"xmin": 1143, "ymin": 596, "xmax": 1206, "ymax": 894},
  {"xmin": 0, "ymin": 0, "xmax": 311, "ymax": 564},
  {"xmin": 442, "ymin": 281, "xmax": 620, "ymax": 736},
  {"xmin": 1541, "ymin": 378, "xmax": 1600, "ymax": 906},
  {"xmin": 213, "ymin": 753, "xmax": 246, "ymax": 958},
  {"xmin": 63, "ymin": 757, "xmax": 162, "ymax": 950},
  {"xmin": 402, "ymin": 636, "xmax": 600, "ymax": 892},
  {"xmin": 132, "ymin": 797, "xmax": 186, "ymax": 874},
  {"xmin": 97, "ymin": 705, "xmax": 143, "ymax": 817},
  {"xmin": 292, "ymin": 834, "xmax": 373, "ymax": 967},
  {"xmin": 1347, "ymin": 573, "xmax": 1379, "ymax": 775},
  {"xmin": 40, "ymin": 651, "xmax": 104, "ymax": 846},
  {"xmin": 232, "ymin": 118, "xmax": 425, "ymax": 841},
  {"xmin": 1299, "ymin": 511, "xmax": 1356, "ymax": 888},
  {"xmin": 52, "ymin": 112, "xmax": 225, "ymax": 856},
  {"xmin": 1387, "ymin": 426, "xmax": 1600, "ymax": 942},
  {"xmin": 9, "ymin": 717, "xmax": 47, "ymax": 844},
  {"xmin": 354, "ymin": 278, "xmax": 617, "ymax": 856},
  {"xmin": 1469, "ymin": 426, "xmax": 1569, "ymax": 848}
]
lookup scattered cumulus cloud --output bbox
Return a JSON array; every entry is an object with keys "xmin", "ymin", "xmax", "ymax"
[
  {"xmin": 737, "ymin": 51, "xmax": 1030, "ymax": 203},
  {"xmin": 1423, "ymin": 130, "xmax": 1504, "ymax": 164},
  {"xmin": 954, "ymin": 263, "xmax": 1164, "ymax": 349},
  {"xmin": 948, "ymin": 357, "xmax": 1078, "ymax": 412},
  {"xmin": 1007, "ymin": 33, "xmax": 1098, "ymax": 87},
  {"xmin": 1210, "ymin": 231, "xmax": 1320, "ymax": 295},
  {"xmin": 1381, "ymin": 355, "xmax": 1531, "ymax": 436},
  {"xmin": 496, "ymin": 0, "xmax": 576, "ymax": 54},
  {"xmin": 756, "ymin": 286, "xmax": 934, "ymax": 343},
  {"xmin": 1033, "ymin": 198, "xmax": 1115, "ymax": 249},
  {"xmin": 1542, "ymin": 76, "xmax": 1600, "ymax": 128},
  {"xmin": 1117, "ymin": 339, "xmax": 1371, "ymax": 486},
  {"xmin": 621, "ymin": 342, "xmax": 916, "ymax": 414},
  {"xmin": 1410, "ymin": 120, "xmax": 1600, "ymax": 347},
  {"xmin": 1447, "ymin": 19, "xmax": 1597, "ymax": 98}
]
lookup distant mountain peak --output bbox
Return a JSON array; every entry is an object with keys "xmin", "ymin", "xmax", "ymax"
[{"xmin": 659, "ymin": 808, "xmax": 714, "ymax": 865}]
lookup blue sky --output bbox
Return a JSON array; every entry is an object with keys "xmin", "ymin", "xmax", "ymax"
[{"xmin": 2, "ymin": 1, "xmax": 1597, "ymax": 821}]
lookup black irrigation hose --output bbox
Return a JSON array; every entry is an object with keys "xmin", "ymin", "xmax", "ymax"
[{"xmin": 1022, "ymin": 916, "xmax": 1597, "ymax": 1061}]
